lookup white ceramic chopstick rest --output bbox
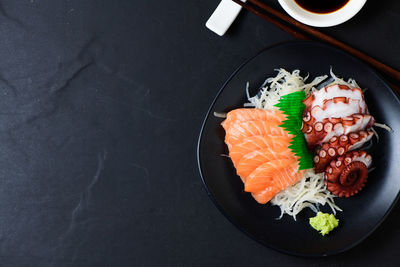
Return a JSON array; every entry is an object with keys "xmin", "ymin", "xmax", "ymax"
[{"xmin": 206, "ymin": 0, "xmax": 245, "ymax": 36}]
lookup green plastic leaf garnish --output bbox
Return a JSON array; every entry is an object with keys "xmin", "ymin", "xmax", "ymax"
[{"xmin": 274, "ymin": 91, "xmax": 313, "ymax": 170}]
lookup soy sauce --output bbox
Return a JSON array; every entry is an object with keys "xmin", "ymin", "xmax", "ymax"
[{"xmin": 294, "ymin": 0, "xmax": 350, "ymax": 14}]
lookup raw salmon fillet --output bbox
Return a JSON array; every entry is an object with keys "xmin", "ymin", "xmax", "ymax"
[
  {"xmin": 222, "ymin": 108, "xmax": 304, "ymax": 204},
  {"xmin": 225, "ymin": 120, "xmax": 291, "ymax": 149},
  {"xmin": 236, "ymin": 147, "xmax": 295, "ymax": 182},
  {"xmin": 229, "ymin": 135, "xmax": 291, "ymax": 165},
  {"xmin": 245, "ymin": 159, "xmax": 304, "ymax": 192},
  {"xmin": 222, "ymin": 108, "xmax": 285, "ymax": 130},
  {"xmin": 248, "ymin": 160, "xmax": 305, "ymax": 204}
]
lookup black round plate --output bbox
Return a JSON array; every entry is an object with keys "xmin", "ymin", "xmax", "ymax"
[{"xmin": 197, "ymin": 41, "xmax": 400, "ymax": 256}]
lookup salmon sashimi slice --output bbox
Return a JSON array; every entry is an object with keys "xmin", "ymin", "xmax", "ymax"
[
  {"xmin": 245, "ymin": 160, "xmax": 305, "ymax": 204},
  {"xmin": 236, "ymin": 148, "xmax": 295, "ymax": 182},
  {"xmin": 252, "ymin": 189, "xmax": 275, "ymax": 205},
  {"xmin": 229, "ymin": 135, "xmax": 292, "ymax": 164},
  {"xmin": 250, "ymin": 168, "xmax": 305, "ymax": 204},
  {"xmin": 225, "ymin": 120, "xmax": 291, "ymax": 149},
  {"xmin": 245, "ymin": 159, "xmax": 297, "ymax": 192},
  {"xmin": 221, "ymin": 108, "xmax": 285, "ymax": 131}
]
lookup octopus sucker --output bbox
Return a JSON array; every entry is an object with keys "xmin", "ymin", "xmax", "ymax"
[
  {"xmin": 315, "ymin": 122, "xmax": 323, "ymax": 132},
  {"xmin": 337, "ymin": 147, "xmax": 345, "ymax": 155},
  {"xmin": 349, "ymin": 133, "xmax": 359, "ymax": 144},
  {"xmin": 339, "ymin": 135, "xmax": 348, "ymax": 145},
  {"xmin": 303, "ymin": 112, "xmax": 311, "ymax": 122},
  {"xmin": 324, "ymin": 122, "xmax": 333, "ymax": 132},
  {"xmin": 327, "ymin": 148, "xmax": 336, "ymax": 157}
]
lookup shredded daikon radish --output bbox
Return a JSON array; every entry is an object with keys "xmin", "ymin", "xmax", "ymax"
[
  {"xmin": 371, "ymin": 128, "xmax": 379, "ymax": 142},
  {"xmin": 374, "ymin": 122, "xmax": 393, "ymax": 132},
  {"xmin": 371, "ymin": 122, "xmax": 392, "ymax": 143},
  {"xmin": 213, "ymin": 112, "xmax": 227, "ymax": 118},
  {"xmin": 270, "ymin": 169, "xmax": 342, "ymax": 221},
  {"xmin": 246, "ymin": 68, "xmax": 327, "ymax": 110},
  {"xmin": 329, "ymin": 67, "xmax": 360, "ymax": 89}
]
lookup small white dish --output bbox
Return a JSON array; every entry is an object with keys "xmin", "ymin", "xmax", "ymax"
[
  {"xmin": 278, "ymin": 0, "xmax": 367, "ymax": 27},
  {"xmin": 206, "ymin": 0, "xmax": 245, "ymax": 36}
]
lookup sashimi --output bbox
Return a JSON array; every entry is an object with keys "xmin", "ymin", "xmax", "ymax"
[
  {"xmin": 245, "ymin": 159, "xmax": 305, "ymax": 204},
  {"xmin": 229, "ymin": 135, "xmax": 292, "ymax": 164},
  {"xmin": 245, "ymin": 158, "xmax": 297, "ymax": 192},
  {"xmin": 236, "ymin": 148, "xmax": 295, "ymax": 182},
  {"xmin": 221, "ymin": 108, "xmax": 285, "ymax": 130},
  {"xmin": 225, "ymin": 120, "xmax": 291, "ymax": 149}
]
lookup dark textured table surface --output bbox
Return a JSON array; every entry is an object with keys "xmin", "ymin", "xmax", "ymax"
[{"xmin": 1, "ymin": 0, "xmax": 400, "ymax": 266}]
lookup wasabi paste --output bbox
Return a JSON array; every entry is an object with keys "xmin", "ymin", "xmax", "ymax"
[{"xmin": 309, "ymin": 212, "xmax": 339, "ymax": 236}]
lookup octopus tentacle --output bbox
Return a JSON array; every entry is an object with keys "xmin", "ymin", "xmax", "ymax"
[
  {"xmin": 303, "ymin": 84, "xmax": 367, "ymax": 122},
  {"xmin": 301, "ymin": 84, "xmax": 374, "ymax": 150},
  {"xmin": 313, "ymin": 130, "xmax": 374, "ymax": 173},
  {"xmin": 324, "ymin": 151, "xmax": 371, "ymax": 197},
  {"xmin": 302, "ymin": 114, "xmax": 375, "ymax": 150}
]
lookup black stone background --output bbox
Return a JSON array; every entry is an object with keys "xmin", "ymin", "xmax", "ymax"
[{"xmin": 0, "ymin": 0, "xmax": 399, "ymax": 266}]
